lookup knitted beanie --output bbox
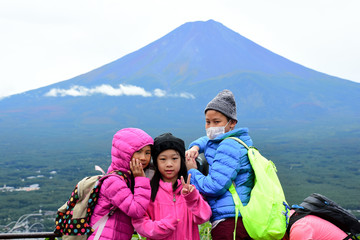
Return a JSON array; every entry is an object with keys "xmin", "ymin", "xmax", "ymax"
[
  {"xmin": 151, "ymin": 133, "xmax": 185, "ymax": 164},
  {"xmin": 204, "ymin": 89, "xmax": 237, "ymax": 121}
]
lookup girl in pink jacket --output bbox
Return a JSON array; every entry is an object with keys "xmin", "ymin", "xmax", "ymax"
[
  {"xmin": 88, "ymin": 128, "xmax": 153, "ymax": 240},
  {"xmin": 132, "ymin": 133, "xmax": 212, "ymax": 240},
  {"xmin": 283, "ymin": 210, "xmax": 349, "ymax": 240}
]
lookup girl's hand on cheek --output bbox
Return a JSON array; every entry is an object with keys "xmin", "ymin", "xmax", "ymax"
[{"xmin": 130, "ymin": 158, "xmax": 145, "ymax": 178}]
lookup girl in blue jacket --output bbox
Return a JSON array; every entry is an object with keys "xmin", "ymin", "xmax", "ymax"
[{"xmin": 185, "ymin": 89, "xmax": 254, "ymax": 240}]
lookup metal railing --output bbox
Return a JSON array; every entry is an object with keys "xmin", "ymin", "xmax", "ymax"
[{"xmin": 0, "ymin": 232, "xmax": 60, "ymax": 239}]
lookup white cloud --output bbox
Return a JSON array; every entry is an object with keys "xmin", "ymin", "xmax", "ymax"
[
  {"xmin": 154, "ymin": 88, "xmax": 166, "ymax": 97},
  {"xmin": 44, "ymin": 84, "xmax": 195, "ymax": 99},
  {"xmin": 179, "ymin": 92, "xmax": 195, "ymax": 99},
  {"xmin": 44, "ymin": 84, "xmax": 151, "ymax": 97},
  {"xmin": 152, "ymin": 88, "xmax": 195, "ymax": 99},
  {"xmin": 166, "ymin": 92, "xmax": 195, "ymax": 99}
]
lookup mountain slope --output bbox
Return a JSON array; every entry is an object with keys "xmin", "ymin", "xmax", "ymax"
[{"xmin": 13, "ymin": 20, "xmax": 349, "ymax": 91}]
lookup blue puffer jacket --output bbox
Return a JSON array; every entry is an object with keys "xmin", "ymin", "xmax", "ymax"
[{"xmin": 188, "ymin": 128, "xmax": 254, "ymax": 222}]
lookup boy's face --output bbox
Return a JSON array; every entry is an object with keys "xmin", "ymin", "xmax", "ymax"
[
  {"xmin": 205, "ymin": 110, "xmax": 236, "ymax": 132},
  {"xmin": 132, "ymin": 145, "xmax": 152, "ymax": 169},
  {"xmin": 157, "ymin": 149, "xmax": 181, "ymax": 184}
]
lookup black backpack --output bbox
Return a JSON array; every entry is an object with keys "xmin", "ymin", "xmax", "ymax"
[{"xmin": 289, "ymin": 193, "xmax": 360, "ymax": 240}]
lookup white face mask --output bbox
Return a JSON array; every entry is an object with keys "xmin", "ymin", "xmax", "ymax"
[{"xmin": 206, "ymin": 121, "xmax": 230, "ymax": 140}]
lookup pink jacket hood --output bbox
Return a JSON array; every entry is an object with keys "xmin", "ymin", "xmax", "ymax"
[{"xmin": 107, "ymin": 128, "xmax": 154, "ymax": 174}]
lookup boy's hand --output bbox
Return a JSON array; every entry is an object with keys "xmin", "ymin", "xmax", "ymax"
[
  {"xmin": 185, "ymin": 146, "xmax": 199, "ymax": 161},
  {"xmin": 185, "ymin": 157, "xmax": 197, "ymax": 171},
  {"xmin": 181, "ymin": 174, "xmax": 194, "ymax": 195},
  {"xmin": 185, "ymin": 146, "xmax": 199, "ymax": 171},
  {"xmin": 130, "ymin": 158, "xmax": 145, "ymax": 178}
]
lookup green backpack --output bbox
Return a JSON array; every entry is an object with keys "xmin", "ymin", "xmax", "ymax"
[{"xmin": 227, "ymin": 137, "xmax": 290, "ymax": 240}]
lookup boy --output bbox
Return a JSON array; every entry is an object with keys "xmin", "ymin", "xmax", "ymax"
[{"xmin": 185, "ymin": 89, "xmax": 254, "ymax": 240}]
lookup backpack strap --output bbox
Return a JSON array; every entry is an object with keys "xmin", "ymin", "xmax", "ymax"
[
  {"xmin": 287, "ymin": 209, "xmax": 311, "ymax": 235},
  {"xmin": 92, "ymin": 212, "xmax": 111, "ymax": 240},
  {"xmin": 227, "ymin": 136, "xmax": 250, "ymax": 150},
  {"xmin": 225, "ymin": 136, "xmax": 249, "ymax": 240},
  {"xmin": 95, "ymin": 165, "xmax": 106, "ymax": 175},
  {"xmin": 343, "ymin": 235, "xmax": 355, "ymax": 240},
  {"xmin": 229, "ymin": 183, "xmax": 242, "ymax": 240},
  {"xmin": 90, "ymin": 171, "xmax": 129, "ymax": 239}
]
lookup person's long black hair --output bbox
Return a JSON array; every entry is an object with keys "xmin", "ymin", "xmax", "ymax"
[{"xmin": 150, "ymin": 150, "xmax": 188, "ymax": 202}]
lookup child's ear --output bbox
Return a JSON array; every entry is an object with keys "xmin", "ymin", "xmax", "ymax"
[{"xmin": 229, "ymin": 119, "xmax": 237, "ymax": 129}]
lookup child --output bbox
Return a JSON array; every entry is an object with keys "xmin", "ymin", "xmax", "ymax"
[
  {"xmin": 132, "ymin": 133, "xmax": 212, "ymax": 240},
  {"xmin": 88, "ymin": 128, "xmax": 153, "ymax": 240},
  {"xmin": 185, "ymin": 89, "xmax": 254, "ymax": 240},
  {"xmin": 283, "ymin": 210, "xmax": 349, "ymax": 240}
]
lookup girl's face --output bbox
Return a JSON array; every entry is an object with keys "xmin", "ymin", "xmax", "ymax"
[
  {"xmin": 205, "ymin": 109, "xmax": 236, "ymax": 133},
  {"xmin": 157, "ymin": 149, "xmax": 181, "ymax": 184},
  {"xmin": 132, "ymin": 145, "xmax": 151, "ymax": 169}
]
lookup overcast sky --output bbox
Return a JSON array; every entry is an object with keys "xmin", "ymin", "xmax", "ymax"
[{"xmin": 1, "ymin": 0, "xmax": 359, "ymax": 98}]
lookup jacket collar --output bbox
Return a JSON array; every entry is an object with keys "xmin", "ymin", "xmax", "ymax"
[{"xmin": 159, "ymin": 179, "xmax": 182, "ymax": 194}]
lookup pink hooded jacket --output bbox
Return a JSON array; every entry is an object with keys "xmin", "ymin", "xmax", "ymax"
[
  {"xmin": 88, "ymin": 128, "xmax": 153, "ymax": 240},
  {"xmin": 283, "ymin": 210, "xmax": 348, "ymax": 240},
  {"xmin": 132, "ymin": 179, "xmax": 212, "ymax": 240}
]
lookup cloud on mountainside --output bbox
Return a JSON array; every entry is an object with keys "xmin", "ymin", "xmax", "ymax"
[{"xmin": 44, "ymin": 84, "xmax": 195, "ymax": 99}]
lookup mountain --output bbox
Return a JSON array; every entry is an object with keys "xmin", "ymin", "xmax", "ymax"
[{"xmin": 1, "ymin": 19, "xmax": 359, "ymax": 143}]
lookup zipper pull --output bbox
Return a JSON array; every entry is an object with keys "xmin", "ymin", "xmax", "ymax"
[{"xmin": 173, "ymin": 194, "xmax": 176, "ymax": 202}]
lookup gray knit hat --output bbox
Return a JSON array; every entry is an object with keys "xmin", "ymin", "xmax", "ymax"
[{"xmin": 204, "ymin": 89, "xmax": 237, "ymax": 121}]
